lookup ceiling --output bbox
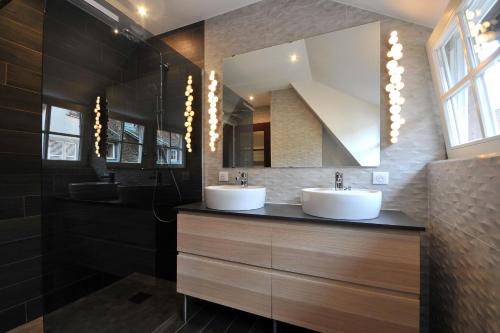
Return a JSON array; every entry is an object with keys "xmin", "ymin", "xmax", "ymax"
[
  {"xmin": 105, "ymin": 0, "xmax": 262, "ymax": 35},
  {"xmin": 103, "ymin": 0, "xmax": 449, "ymax": 36},
  {"xmin": 333, "ymin": 0, "xmax": 450, "ymax": 28}
]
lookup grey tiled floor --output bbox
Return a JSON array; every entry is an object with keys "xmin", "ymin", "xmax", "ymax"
[{"xmin": 43, "ymin": 273, "xmax": 316, "ymax": 333}]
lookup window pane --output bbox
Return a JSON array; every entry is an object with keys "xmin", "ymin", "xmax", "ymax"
[
  {"xmin": 123, "ymin": 122, "xmax": 144, "ymax": 144},
  {"xmin": 157, "ymin": 146, "xmax": 169, "ymax": 165},
  {"xmin": 169, "ymin": 149, "xmax": 182, "ymax": 165},
  {"xmin": 464, "ymin": 0, "xmax": 500, "ymax": 63},
  {"xmin": 476, "ymin": 56, "xmax": 500, "ymax": 136},
  {"xmin": 445, "ymin": 85, "xmax": 483, "ymax": 145},
  {"xmin": 121, "ymin": 143, "xmax": 142, "ymax": 163},
  {"xmin": 437, "ymin": 29, "xmax": 468, "ymax": 91},
  {"xmin": 47, "ymin": 134, "xmax": 80, "ymax": 161},
  {"xmin": 170, "ymin": 132, "xmax": 183, "ymax": 148},
  {"xmin": 49, "ymin": 107, "xmax": 81, "ymax": 135},
  {"xmin": 42, "ymin": 104, "xmax": 47, "ymax": 131},
  {"xmin": 106, "ymin": 142, "xmax": 121, "ymax": 163},
  {"xmin": 107, "ymin": 119, "xmax": 123, "ymax": 141},
  {"xmin": 157, "ymin": 130, "xmax": 170, "ymax": 146}
]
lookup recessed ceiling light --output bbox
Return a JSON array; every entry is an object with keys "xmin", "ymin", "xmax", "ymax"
[
  {"xmin": 249, "ymin": 96, "xmax": 254, "ymax": 101},
  {"xmin": 290, "ymin": 54, "xmax": 298, "ymax": 63},
  {"xmin": 113, "ymin": 28, "xmax": 119, "ymax": 34},
  {"xmin": 138, "ymin": 6, "xmax": 147, "ymax": 17}
]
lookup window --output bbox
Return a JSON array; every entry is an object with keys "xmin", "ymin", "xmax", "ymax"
[
  {"xmin": 156, "ymin": 130, "xmax": 184, "ymax": 166},
  {"xmin": 42, "ymin": 104, "xmax": 82, "ymax": 161},
  {"xmin": 429, "ymin": 0, "xmax": 500, "ymax": 158},
  {"xmin": 106, "ymin": 119, "xmax": 145, "ymax": 164}
]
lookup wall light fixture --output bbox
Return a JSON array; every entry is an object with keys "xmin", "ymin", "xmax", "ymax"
[
  {"xmin": 208, "ymin": 70, "xmax": 219, "ymax": 152},
  {"xmin": 184, "ymin": 75, "xmax": 194, "ymax": 153},
  {"xmin": 386, "ymin": 31, "xmax": 406, "ymax": 144},
  {"xmin": 94, "ymin": 96, "xmax": 103, "ymax": 157}
]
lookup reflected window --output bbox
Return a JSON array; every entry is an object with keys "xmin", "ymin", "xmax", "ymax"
[
  {"xmin": 106, "ymin": 118, "xmax": 144, "ymax": 164},
  {"xmin": 42, "ymin": 104, "xmax": 82, "ymax": 161},
  {"xmin": 156, "ymin": 130, "xmax": 184, "ymax": 166}
]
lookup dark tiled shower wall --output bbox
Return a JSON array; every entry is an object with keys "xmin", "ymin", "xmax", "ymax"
[{"xmin": 0, "ymin": 0, "xmax": 44, "ymax": 331}]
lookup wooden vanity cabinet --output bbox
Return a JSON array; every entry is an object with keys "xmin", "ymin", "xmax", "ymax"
[{"xmin": 177, "ymin": 212, "xmax": 421, "ymax": 333}]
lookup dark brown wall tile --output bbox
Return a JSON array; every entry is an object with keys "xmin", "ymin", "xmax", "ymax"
[
  {"xmin": 0, "ymin": 61, "xmax": 5, "ymax": 84},
  {"xmin": 0, "ymin": 84, "xmax": 41, "ymax": 112},
  {"xmin": 0, "ymin": 107, "xmax": 40, "ymax": 133},
  {"xmin": 6, "ymin": 63, "xmax": 42, "ymax": 92},
  {"xmin": 0, "ymin": 130, "xmax": 40, "ymax": 155},
  {"xmin": 0, "ymin": 16, "xmax": 43, "ymax": 52},
  {"xmin": 0, "ymin": 37, "xmax": 42, "ymax": 72},
  {"xmin": 0, "ymin": 0, "xmax": 43, "ymax": 32}
]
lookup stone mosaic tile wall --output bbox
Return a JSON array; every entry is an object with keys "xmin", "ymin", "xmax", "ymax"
[
  {"xmin": 270, "ymin": 88, "xmax": 323, "ymax": 167},
  {"xmin": 428, "ymin": 155, "xmax": 500, "ymax": 333},
  {"xmin": 203, "ymin": 0, "xmax": 446, "ymax": 225}
]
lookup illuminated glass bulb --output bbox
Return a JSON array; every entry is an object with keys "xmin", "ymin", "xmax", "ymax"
[
  {"xmin": 395, "ymin": 81, "xmax": 405, "ymax": 90},
  {"xmin": 390, "ymin": 137, "xmax": 398, "ymax": 144},
  {"xmin": 398, "ymin": 97, "xmax": 406, "ymax": 105},
  {"xmin": 400, "ymin": 118, "xmax": 406, "ymax": 125},
  {"xmin": 385, "ymin": 84, "xmax": 394, "ymax": 92},
  {"xmin": 389, "ymin": 90, "xmax": 400, "ymax": 100},
  {"xmin": 390, "ymin": 105, "xmax": 402, "ymax": 114},
  {"xmin": 390, "ymin": 114, "xmax": 401, "ymax": 122},
  {"xmin": 392, "ymin": 43, "xmax": 403, "ymax": 53},
  {"xmin": 392, "ymin": 52, "xmax": 403, "ymax": 60},
  {"xmin": 386, "ymin": 60, "xmax": 398, "ymax": 70},
  {"xmin": 390, "ymin": 130, "xmax": 399, "ymax": 137},
  {"xmin": 391, "ymin": 122, "xmax": 401, "ymax": 130}
]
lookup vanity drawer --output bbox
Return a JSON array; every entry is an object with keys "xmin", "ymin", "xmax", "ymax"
[
  {"xmin": 271, "ymin": 222, "xmax": 421, "ymax": 293},
  {"xmin": 272, "ymin": 271, "xmax": 419, "ymax": 333},
  {"xmin": 177, "ymin": 253, "xmax": 272, "ymax": 318},
  {"xmin": 177, "ymin": 212, "xmax": 272, "ymax": 267}
]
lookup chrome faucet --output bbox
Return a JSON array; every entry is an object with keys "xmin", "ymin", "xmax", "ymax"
[
  {"xmin": 335, "ymin": 171, "xmax": 343, "ymax": 190},
  {"xmin": 236, "ymin": 171, "xmax": 248, "ymax": 188},
  {"xmin": 335, "ymin": 171, "xmax": 351, "ymax": 191}
]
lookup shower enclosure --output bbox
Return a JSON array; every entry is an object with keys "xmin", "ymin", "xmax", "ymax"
[{"xmin": 41, "ymin": 0, "xmax": 202, "ymax": 331}]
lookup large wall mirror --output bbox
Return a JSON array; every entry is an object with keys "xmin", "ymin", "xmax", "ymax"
[{"xmin": 222, "ymin": 21, "xmax": 380, "ymax": 168}]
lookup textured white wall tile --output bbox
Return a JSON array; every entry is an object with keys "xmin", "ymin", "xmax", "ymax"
[
  {"xmin": 428, "ymin": 155, "xmax": 500, "ymax": 332},
  {"xmin": 203, "ymin": 0, "xmax": 446, "ymax": 226}
]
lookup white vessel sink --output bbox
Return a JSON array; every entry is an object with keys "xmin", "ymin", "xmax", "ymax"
[
  {"xmin": 302, "ymin": 188, "xmax": 382, "ymax": 220},
  {"xmin": 205, "ymin": 185, "xmax": 266, "ymax": 211}
]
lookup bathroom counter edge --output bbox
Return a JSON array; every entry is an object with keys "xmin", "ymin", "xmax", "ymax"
[{"xmin": 176, "ymin": 202, "xmax": 425, "ymax": 231}]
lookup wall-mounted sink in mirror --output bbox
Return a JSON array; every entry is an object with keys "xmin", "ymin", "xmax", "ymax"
[{"xmin": 222, "ymin": 22, "xmax": 380, "ymax": 168}]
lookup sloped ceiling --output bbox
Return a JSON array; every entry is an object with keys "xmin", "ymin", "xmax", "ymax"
[{"xmin": 104, "ymin": 0, "xmax": 449, "ymax": 36}]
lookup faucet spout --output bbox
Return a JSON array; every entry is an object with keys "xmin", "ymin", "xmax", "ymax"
[{"xmin": 335, "ymin": 172, "xmax": 343, "ymax": 191}]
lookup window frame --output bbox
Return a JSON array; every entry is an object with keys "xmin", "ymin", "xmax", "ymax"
[
  {"xmin": 106, "ymin": 117, "xmax": 146, "ymax": 167},
  {"xmin": 427, "ymin": 0, "xmax": 500, "ymax": 159},
  {"xmin": 42, "ymin": 99, "xmax": 86, "ymax": 166}
]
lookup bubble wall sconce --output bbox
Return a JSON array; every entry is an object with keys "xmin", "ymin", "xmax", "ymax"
[
  {"xmin": 93, "ymin": 95, "xmax": 108, "ymax": 158},
  {"xmin": 208, "ymin": 70, "xmax": 219, "ymax": 152},
  {"xmin": 184, "ymin": 75, "xmax": 194, "ymax": 153},
  {"xmin": 386, "ymin": 31, "xmax": 406, "ymax": 144}
]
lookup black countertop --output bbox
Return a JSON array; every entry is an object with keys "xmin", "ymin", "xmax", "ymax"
[{"xmin": 176, "ymin": 202, "xmax": 425, "ymax": 231}]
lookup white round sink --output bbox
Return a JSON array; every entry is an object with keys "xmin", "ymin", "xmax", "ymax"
[
  {"xmin": 302, "ymin": 188, "xmax": 382, "ymax": 220},
  {"xmin": 205, "ymin": 185, "xmax": 266, "ymax": 211}
]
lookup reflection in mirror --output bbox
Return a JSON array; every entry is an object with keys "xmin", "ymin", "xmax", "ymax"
[{"xmin": 223, "ymin": 22, "xmax": 380, "ymax": 167}]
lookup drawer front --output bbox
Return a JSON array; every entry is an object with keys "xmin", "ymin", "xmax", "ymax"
[
  {"xmin": 272, "ymin": 272, "xmax": 420, "ymax": 333},
  {"xmin": 177, "ymin": 212, "xmax": 272, "ymax": 267},
  {"xmin": 272, "ymin": 223, "xmax": 420, "ymax": 294},
  {"xmin": 177, "ymin": 254, "xmax": 272, "ymax": 318}
]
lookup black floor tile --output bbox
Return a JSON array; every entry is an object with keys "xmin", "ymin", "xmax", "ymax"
[
  {"xmin": 201, "ymin": 305, "xmax": 239, "ymax": 333},
  {"xmin": 225, "ymin": 311, "xmax": 258, "ymax": 333},
  {"xmin": 0, "ymin": 304, "xmax": 26, "ymax": 332}
]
